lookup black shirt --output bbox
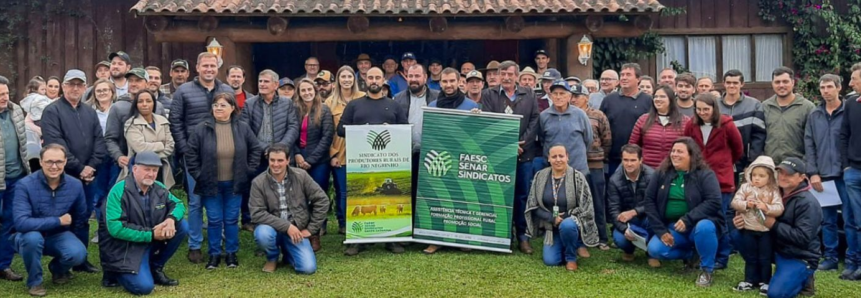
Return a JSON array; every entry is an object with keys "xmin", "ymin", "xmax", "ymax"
[
  {"xmin": 600, "ymin": 91, "xmax": 652, "ymax": 161},
  {"xmin": 337, "ymin": 95, "xmax": 408, "ymax": 137},
  {"xmin": 542, "ymin": 174, "xmax": 568, "ymax": 220}
]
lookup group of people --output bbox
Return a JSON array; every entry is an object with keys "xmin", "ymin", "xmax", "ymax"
[{"xmin": 0, "ymin": 48, "xmax": 859, "ymax": 298}]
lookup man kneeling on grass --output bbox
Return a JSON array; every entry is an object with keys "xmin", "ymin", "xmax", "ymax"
[
  {"xmin": 99, "ymin": 151, "xmax": 187, "ymax": 295},
  {"xmin": 250, "ymin": 143, "xmax": 329, "ymax": 273}
]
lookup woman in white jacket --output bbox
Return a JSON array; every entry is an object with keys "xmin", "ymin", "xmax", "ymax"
[{"xmin": 118, "ymin": 90, "xmax": 175, "ymax": 188}]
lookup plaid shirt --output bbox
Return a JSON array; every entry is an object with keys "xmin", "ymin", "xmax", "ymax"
[
  {"xmin": 269, "ymin": 173, "xmax": 292, "ymax": 222},
  {"xmin": 159, "ymin": 83, "xmax": 177, "ymax": 99}
]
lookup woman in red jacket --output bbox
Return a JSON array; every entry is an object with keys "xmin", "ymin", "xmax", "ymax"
[
  {"xmin": 683, "ymin": 92, "xmax": 743, "ymax": 270},
  {"xmin": 629, "ymin": 85, "xmax": 690, "ymax": 168}
]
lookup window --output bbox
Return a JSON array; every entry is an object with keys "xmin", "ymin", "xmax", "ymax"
[{"xmin": 656, "ymin": 34, "xmax": 786, "ymax": 82}]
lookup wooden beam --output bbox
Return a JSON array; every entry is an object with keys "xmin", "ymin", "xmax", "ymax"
[
  {"xmin": 198, "ymin": 16, "xmax": 218, "ymax": 32},
  {"xmin": 153, "ymin": 21, "xmax": 644, "ymax": 43},
  {"xmin": 653, "ymin": 26, "xmax": 791, "ymax": 35},
  {"xmin": 566, "ymin": 34, "xmax": 593, "ymax": 80}
]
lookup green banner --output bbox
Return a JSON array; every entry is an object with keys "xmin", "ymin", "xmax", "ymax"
[
  {"xmin": 344, "ymin": 125, "xmax": 413, "ymax": 244},
  {"xmin": 414, "ymin": 108, "xmax": 521, "ymax": 253}
]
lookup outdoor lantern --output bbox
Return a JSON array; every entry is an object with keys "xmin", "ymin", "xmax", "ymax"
[
  {"xmin": 578, "ymin": 35, "xmax": 593, "ymax": 65},
  {"xmin": 206, "ymin": 38, "xmax": 223, "ymax": 58}
]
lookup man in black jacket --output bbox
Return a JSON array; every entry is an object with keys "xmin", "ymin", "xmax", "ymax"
[
  {"xmin": 168, "ymin": 52, "xmax": 233, "ymax": 263},
  {"xmin": 735, "ymin": 157, "xmax": 821, "ymax": 297},
  {"xmin": 98, "ymin": 151, "xmax": 187, "ymax": 295},
  {"xmin": 607, "ymin": 145, "xmax": 656, "ymax": 263},
  {"xmin": 840, "ymin": 63, "xmax": 861, "ymax": 280},
  {"xmin": 239, "ymin": 69, "xmax": 300, "ymax": 234},
  {"xmin": 479, "ymin": 60, "xmax": 539, "ymax": 254},
  {"xmin": 41, "ymin": 69, "xmax": 106, "ymax": 273}
]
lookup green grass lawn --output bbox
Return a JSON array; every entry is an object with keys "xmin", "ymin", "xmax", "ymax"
[{"xmin": 3, "ymin": 217, "xmax": 861, "ymax": 298}]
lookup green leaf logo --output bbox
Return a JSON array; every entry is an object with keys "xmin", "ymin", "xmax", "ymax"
[
  {"xmin": 351, "ymin": 221, "xmax": 363, "ymax": 233},
  {"xmin": 366, "ymin": 130, "xmax": 391, "ymax": 151},
  {"xmin": 424, "ymin": 150, "xmax": 452, "ymax": 177}
]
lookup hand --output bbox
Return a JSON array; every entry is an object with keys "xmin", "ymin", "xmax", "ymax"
[
  {"xmin": 287, "ymin": 224, "xmax": 303, "ymax": 244},
  {"xmin": 300, "ymin": 229, "xmax": 312, "ymax": 238},
  {"xmin": 80, "ymin": 166, "xmax": 96, "ymax": 179},
  {"xmin": 160, "ymin": 218, "xmax": 177, "ymax": 239},
  {"xmin": 733, "ymin": 213, "xmax": 746, "ymax": 229},
  {"xmin": 660, "ymin": 233, "xmax": 675, "ymax": 247},
  {"xmin": 810, "ymin": 175, "xmax": 823, "ymax": 192},
  {"xmin": 470, "ymin": 108, "xmax": 482, "ymax": 114},
  {"xmin": 517, "ymin": 141, "xmax": 525, "ymax": 155},
  {"xmin": 153, "ymin": 225, "xmax": 166, "ymax": 241},
  {"xmin": 330, "ymin": 158, "xmax": 341, "ymax": 168},
  {"xmin": 624, "ymin": 229, "xmax": 636, "ymax": 241},
  {"xmin": 295, "ymin": 154, "xmax": 306, "ymax": 167},
  {"xmin": 59, "ymin": 213, "xmax": 72, "ymax": 226},
  {"xmin": 755, "ymin": 200, "xmax": 768, "ymax": 212},
  {"xmin": 746, "ymin": 200, "xmax": 756, "ymax": 209},
  {"xmin": 764, "ymin": 217, "xmax": 777, "ymax": 229},
  {"xmin": 674, "ymin": 219, "xmax": 687, "ymax": 233},
  {"xmin": 617, "ymin": 210, "xmax": 637, "ymax": 223},
  {"xmin": 118, "ymin": 156, "xmax": 130, "ymax": 168},
  {"xmin": 554, "ymin": 216, "xmax": 563, "ymax": 227}
]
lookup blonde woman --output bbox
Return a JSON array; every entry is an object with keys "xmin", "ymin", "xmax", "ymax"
[{"xmin": 323, "ymin": 66, "xmax": 365, "ymax": 235}]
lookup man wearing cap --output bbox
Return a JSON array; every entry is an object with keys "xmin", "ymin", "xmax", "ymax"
[
  {"xmin": 733, "ymin": 157, "xmax": 821, "ymax": 297},
  {"xmin": 355, "ymin": 53, "xmax": 372, "ymax": 92},
  {"xmin": 394, "ymin": 64, "xmax": 439, "ymax": 201},
  {"xmin": 98, "ymin": 151, "xmax": 187, "ymax": 295},
  {"xmin": 485, "ymin": 61, "xmax": 501, "ymax": 90},
  {"xmin": 480, "ymin": 61, "xmax": 540, "ymax": 254},
  {"xmin": 427, "ymin": 59, "xmax": 443, "ymax": 91},
  {"xmin": 240, "ymin": 69, "xmax": 300, "ymax": 232},
  {"xmin": 169, "ymin": 52, "xmax": 233, "ymax": 264},
  {"xmin": 539, "ymin": 80, "xmax": 592, "ymax": 175},
  {"xmin": 535, "ymin": 50, "xmax": 550, "ymax": 75},
  {"xmin": 95, "ymin": 61, "xmax": 111, "ymax": 81},
  {"xmin": 294, "ymin": 57, "xmax": 321, "ymax": 83},
  {"xmin": 40, "ymin": 69, "xmax": 107, "ymax": 273},
  {"xmin": 227, "ymin": 65, "xmax": 253, "ymax": 109},
  {"xmin": 464, "ymin": 70, "xmax": 485, "ymax": 104},
  {"xmin": 589, "ymin": 69, "xmax": 620, "ymax": 109},
  {"xmin": 566, "ymin": 76, "xmax": 582, "ymax": 87},
  {"xmin": 388, "ymin": 52, "xmax": 417, "ymax": 96},
  {"xmin": 600, "ymin": 63, "xmax": 651, "ymax": 175},
  {"xmin": 570, "ymin": 83, "xmax": 613, "ymax": 249},
  {"xmin": 315, "ymin": 70, "xmax": 336, "ymax": 99},
  {"xmin": 109, "ymin": 51, "xmax": 132, "ymax": 97},
  {"xmin": 537, "ymin": 69, "xmax": 562, "ymax": 111},
  {"xmin": 278, "ymin": 78, "xmax": 295, "ymax": 98},
  {"xmin": 382, "ymin": 56, "xmax": 399, "ymax": 81},
  {"xmin": 519, "ymin": 67, "xmax": 539, "ymax": 90},
  {"xmin": 460, "ymin": 62, "xmax": 476, "ymax": 77},
  {"xmin": 0, "ymin": 75, "xmax": 31, "ymax": 282},
  {"xmin": 160, "ymin": 59, "xmax": 190, "ymax": 100}
]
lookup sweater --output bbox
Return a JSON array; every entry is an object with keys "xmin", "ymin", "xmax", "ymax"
[
  {"xmin": 600, "ymin": 91, "xmax": 652, "ymax": 162},
  {"xmin": 538, "ymin": 106, "xmax": 593, "ymax": 173},
  {"xmin": 628, "ymin": 114, "xmax": 689, "ymax": 168},
  {"xmin": 583, "ymin": 107, "xmax": 612, "ymax": 169},
  {"xmin": 684, "ymin": 115, "xmax": 744, "ymax": 193},
  {"xmin": 841, "ymin": 95, "xmax": 861, "ymax": 169},
  {"xmin": 336, "ymin": 96, "xmax": 408, "ymax": 137},
  {"xmin": 730, "ymin": 156, "xmax": 784, "ymax": 232},
  {"xmin": 763, "ymin": 94, "xmax": 815, "ymax": 163},
  {"xmin": 215, "ymin": 121, "xmax": 235, "ymax": 181},
  {"xmin": 525, "ymin": 167, "xmax": 599, "ymax": 247},
  {"xmin": 718, "ymin": 94, "xmax": 766, "ymax": 169}
]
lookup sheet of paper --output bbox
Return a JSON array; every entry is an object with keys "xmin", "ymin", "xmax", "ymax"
[
  {"xmin": 811, "ymin": 180, "xmax": 842, "ymax": 207},
  {"xmin": 627, "ymin": 224, "xmax": 648, "ymax": 251}
]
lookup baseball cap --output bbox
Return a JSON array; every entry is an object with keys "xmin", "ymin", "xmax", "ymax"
[
  {"xmin": 356, "ymin": 53, "xmax": 371, "ymax": 62},
  {"xmin": 565, "ymin": 76, "xmax": 582, "ymax": 84},
  {"xmin": 429, "ymin": 58, "xmax": 442, "ymax": 65},
  {"xmin": 485, "ymin": 60, "xmax": 500, "ymax": 71},
  {"xmin": 108, "ymin": 51, "xmax": 132, "ymax": 64},
  {"xmin": 401, "ymin": 52, "xmax": 417, "ymax": 61},
  {"xmin": 466, "ymin": 70, "xmax": 484, "ymax": 81},
  {"xmin": 776, "ymin": 157, "xmax": 806, "ymax": 175},
  {"xmin": 279, "ymin": 78, "xmax": 295, "ymax": 88},
  {"xmin": 540, "ymin": 68, "xmax": 562, "ymax": 81},
  {"xmin": 95, "ymin": 61, "xmax": 111, "ymax": 69},
  {"xmin": 535, "ymin": 49, "xmax": 549, "ymax": 58},
  {"xmin": 134, "ymin": 151, "xmax": 163, "ymax": 167},
  {"xmin": 549, "ymin": 79, "xmax": 570, "ymax": 92},
  {"xmin": 315, "ymin": 70, "xmax": 335, "ymax": 83},
  {"xmin": 170, "ymin": 59, "xmax": 189, "ymax": 70},
  {"xmin": 520, "ymin": 67, "xmax": 539, "ymax": 80},
  {"xmin": 570, "ymin": 84, "xmax": 588, "ymax": 96},
  {"xmin": 125, "ymin": 68, "xmax": 149, "ymax": 81},
  {"xmin": 62, "ymin": 69, "xmax": 87, "ymax": 84}
]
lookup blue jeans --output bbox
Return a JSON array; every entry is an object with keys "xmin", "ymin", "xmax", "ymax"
[
  {"xmin": 822, "ymin": 178, "xmax": 854, "ymax": 263},
  {"xmin": 587, "ymin": 168, "xmax": 608, "ymax": 243},
  {"xmin": 543, "ymin": 218, "xmax": 580, "ymax": 266},
  {"xmin": 14, "ymin": 231, "xmax": 87, "ymax": 287},
  {"xmin": 184, "ymin": 160, "xmax": 203, "ymax": 250},
  {"xmin": 716, "ymin": 192, "xmax": 734, "ymax": 266},
  {"xmin": 647, "ymin": 219, "xmax": 719, "ymax": 272},
  {"xmin": 92, "ymin": 161, "xmax": 120, "ymax": 222},
  {"xmin": 768, "ymin": 254, "xmax": 814, "ymax": 298},
  {"xmin": 331, "ymin": 165, "xmax": 347, "ymax": 228},
  {"xmin": 301, "ymin": 148, "xmax": 331, "ymax": 234},
  {"xmin": 613, "ymin": 218, "xmax": 650, "ymax": 254},
  {"xmin": 203, "ymin": 181, "xmax": 241, "ymax": 256},
  {"xmin": 514, "ymin": 161, "xmax": 534, "ymax": 242},
  {"xmin": 116, "ymin": 221, "xmax": 188, "ymax": 295},
  {"xmin": 837, "ymin": 174, "xmax": 861, "ymax": 265},
  {"xmin": 0, "ymin": 176, "xmax": 22, "ymax": 270},
  {"xmin": 254, "ymin": 224, "xmax": 317, "ymax": 274}
]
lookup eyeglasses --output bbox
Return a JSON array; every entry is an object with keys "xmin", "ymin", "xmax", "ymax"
[
  {"xmin": 600, "ymin": 78, "xmax": 617, "ymax": 82},
  {"xmin": 43, "ymin": 160, "xmax": 65, "ymax": 168},
  {"xmin": 212, "ymin": 103, "xmax": 232, "ymax": 109}
]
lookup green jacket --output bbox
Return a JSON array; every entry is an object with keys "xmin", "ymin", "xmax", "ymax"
[
  {"xmin": 97, "ymin": 175, "xmax": 185, "ymax": 273},
  {"xmin": 763, "ymin": 94, "xmax": 815, "ymax": 163}
]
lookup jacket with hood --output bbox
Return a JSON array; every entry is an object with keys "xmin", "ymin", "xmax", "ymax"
[
  {"xmin": 772, "ymin": 181, "xmax": 822, "ymax": 267},
  {"xmin": 684, "ymin": 115, "xmax": 744, "ymax": 193},
  {"xmin": 719, "ymin": 94, "xmax": 767, "ymax": 169},
  {"xmin": 763, "ymin": 94, "xmax": 815, "ymax": 163},
  {"xmin": 105, "ymin": 94, "xmax": 166, "ymax": 162},
  {"xmin": 730, "ymin": 156, "xmax": 784, "ymax": 232},
  {"xmin": 804, "ymin": 102, "xmax": 845, "ymax": 179},
  {"xmin": 607, "ymin": 164, "xmax": 656, "ymax": 232}
]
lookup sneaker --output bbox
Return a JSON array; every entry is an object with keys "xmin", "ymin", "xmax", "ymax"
[
  {"xmin": 818, "ymin": 259, "xmax": 838, "ymax": 271},
  {"xmin": 842, "ymin": 268, "xmax": 861, "ymax": 281},
  {"xmin": 759, "ymin": 284, "xmax": 769, "ymax": 296},
  {"xmin": 225, "ymin": 253, "xmax": 239, "ymax": 268},
  {"xmin": 733, "ymin": 281, "xmax": 755, "ymax": 291},
  {"xmin": 597, "ymin": 243, "xmax": 610, "ymax": 251},
  {"xmin": 28, "ymin": 285, "xmax": 47, "ymax": 297},
  {"xmin": 840, "ymin": 263, "xmax": 859, "ymax": 280},
  {"xmin": 188, "ymin": 249, "xmax": 203, "ymax": 264},
  {"xmin": 647, "ymin": 258, "xmax": 662, "ymax": 268},
  {"xmin": 695, "ymin": 270, "xmax": 713, "ymax": 287},
  {"xmin": 262, "ymin": 261, "xmax": 277, "ymax": 273},
  {"xmin": 205, "ymin": 255, "xmax": 221, "ymax": 270}
]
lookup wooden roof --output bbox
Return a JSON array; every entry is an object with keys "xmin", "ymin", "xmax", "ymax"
[{"xmin": 131, "ymin": 0, "xmax": 663, "ymax": 16}]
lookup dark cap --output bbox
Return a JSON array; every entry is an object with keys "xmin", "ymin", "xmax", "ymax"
[
  {"xmin": 134, "ymin": 151, "xmax": 162, "ymax": 167},
  {"xmin": 776, "ymin": 157, "xmax": 806, "ymax": 175},
  {"xmin": 279, "ymin": 77, "xmax": 295, "ymax": 88},
  {"xmin": 540, "ymin": 68, "xmax": 562, "ymax": 81},
  {"xmin": 125, "ymin": 68, "xmax": 149, "ymax": 81},
  {"xmin": 535, "ymin": 49, "xmax": 549, "ymax": 58},
  {"xmin": 565, "ymin": 76, "xmax": 582, "ymax": 84},
  {"xmin": 108, "ymin": 51, "xmax": 132, "ymax": 64},
  {"xmin": 401, "ymin": 52, "xmax": 417, "ymax": 61},
  {"xmin": 170, "ymin": 59, "xmax": 189, "ymax": 70},
  {"xmin": 429, "ymin": 58, "xmax": 443, "ymax": 65},
  {"xmin": 570, "ymin": 84, "xmax": 588, "ymax": 96},
  {"xmin": 549, "ymin": 79, "xmax": 570, "ymax": 92}
]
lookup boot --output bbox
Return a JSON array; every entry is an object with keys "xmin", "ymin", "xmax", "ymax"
[
  {"xmin": 310, "ymin": 236, "xmax": 322, "ymax": 252},
  {"xmin": 187, "ymin": 249, "xmax": 203, "ymax": 264},
  {"xmin": 72, "ymin": 260, "xmax": 100, "ymax": 273},
  {"xmin": 152, "ymin": 267, "xmax": 179, "ymax": 286},
  {"xmin": 0, "ymin": 268, "xmax": 23, "ymax": 281},
  {"xmin": 262, "ymin": 261, "xmax": 277, "ymax": 273},
  {"xmin": 205, "ymin": 255, "xmax": 221, "ymax": 270},
  {"xmin": 519, "ymin": 241, "xmax": 534, "ymax": 255},
  {"xmin": 225, "ymin": 253, "xmax": 239, "ymax": 268}
]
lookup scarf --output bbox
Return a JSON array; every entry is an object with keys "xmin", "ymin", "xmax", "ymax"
[{"xmin": 435, "ymin": 90, "xmax": 466, "ymax": 109}]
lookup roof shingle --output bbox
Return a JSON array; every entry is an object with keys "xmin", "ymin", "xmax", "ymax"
[{"xmin": 131, "ymin": 0, "xmax": 663, "ymax": 15}]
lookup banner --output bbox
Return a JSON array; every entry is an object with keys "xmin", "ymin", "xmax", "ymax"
[
  {"xmin": 345, "ymin": 124, "xmax": 413, "ymax": 244},
  {"xmin": 414, "ymin": 108, "xmax": 521, "ymax": 253}
]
